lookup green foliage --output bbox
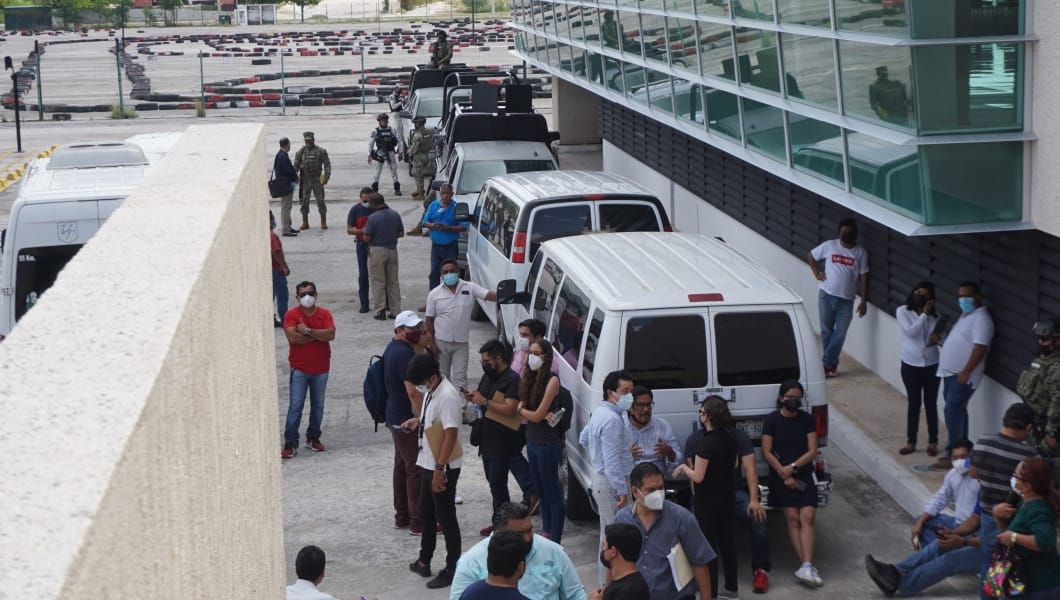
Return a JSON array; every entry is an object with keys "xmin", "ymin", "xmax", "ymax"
[
  {"xmin": 109, "ymin": 105, "xmax": 137, "ymax": 119},
  {"xmin": 158, "ymin": 0, "xmax": 181, "ymax": 24},
  {"xmin": 287, "ymin": 0, "xmax": 322, "ymax": 23},
  {"xmin": 142, "ymin": 6, "xmax": 157, "ymax": 26},
  {"xmin": 41, "ymin": 0, "xmax": 83, "ymax": 28}
]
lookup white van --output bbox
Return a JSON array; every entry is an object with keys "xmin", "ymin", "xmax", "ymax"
[
  {"xmin": 465, "ymin": 170, "xmax": 672, "ymax": 333},
  {"xmin": 496, "ymin": 231, "xmax": 831, "ymax": 518},
  {"xmin": 0, "ymin": 132, "xmax": 181, "ymax": 338}
]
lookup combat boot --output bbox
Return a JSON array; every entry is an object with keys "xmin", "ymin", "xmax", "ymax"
[
  {"xmin": 394, "ymin": 183, "xmax": 402, "ymax": 197},
  {"xmin": 371, "ymin": 181, "xmax": 379, "ymax": 193},
  {"xmin": 406, "ymin": 223, "xmax": 423, "ymax": 236},
  {"xmin": 300, "ymin": 215, "xmax": 310, "ymax": 230},
  {"xmin": 412, "ymin": 188, "xmax": 424, "ymax": 200},
  {"xmin": 320, "ymin": 216, "xmax": 328, "ymax": 230}
]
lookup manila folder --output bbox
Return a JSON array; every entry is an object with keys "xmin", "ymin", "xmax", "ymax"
[
  {"xmin": 667, "ymin": 543, "xmax": 693, "ymax": 592},
  {"xmin": 424, "ymin": 419, "xmax": 463, "ymax": 463},
  {"xmin": 483, "ymin": 391, "xmax": 522, "ymax": 431}
]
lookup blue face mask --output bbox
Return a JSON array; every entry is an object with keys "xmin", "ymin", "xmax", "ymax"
[
  {"xmin": 958, "ymin": 297, "xmax": 976, "ymax": 314},
  {"xmin": 442, "ymin": 273, "xmax": 459, "ymax": 287},
  {"xmin": 616, "ymin": 393, "xmax": 634, "ymax": 412}
]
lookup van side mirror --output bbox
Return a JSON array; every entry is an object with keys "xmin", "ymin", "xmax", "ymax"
[
  {"xmin": 454, "ymin": 202, "xmax": 469, "ymax": 222},
  {"xmin": 398, "ymin": 110, "xmax": 412, "ymax": 119},
  {"xmin": 430, "ymin": 179, "xmax": 443, "ymax": 191},
  {"xmin": 497, "ymin": 279, "xmax": 517, "ymax": 304}
]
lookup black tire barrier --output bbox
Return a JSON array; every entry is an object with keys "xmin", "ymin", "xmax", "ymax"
[
  {"xmin": 93, "ymin": 104, "xmax": 111, "ymax": 112},
  {"xmin": 302, "ymin": 97, "xmax": 324, "ymax": 106},
  {"xmin": 135, "ymin": 103, "xmax": 158, "ymax": 110},
  {"xmin": 252, "ymin": 58, "xmax": 271, "ymax": 65}
]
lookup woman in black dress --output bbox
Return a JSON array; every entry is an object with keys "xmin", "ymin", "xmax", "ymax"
[
  {"xmin": 672, "ymin": 395, "xmax": 740, "ymax": 599},
  {"xmin": 761, "ymin": 379, "xmax": 821, "ymax": 588}
]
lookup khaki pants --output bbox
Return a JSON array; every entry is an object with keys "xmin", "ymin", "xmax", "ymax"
[
  {"xmin": 279, "ymin": 191, "xmax": 295, "ymax": 231},
  {"xmin": 368, "ymin": 246, "xmax": 400, "ymax": 315}
]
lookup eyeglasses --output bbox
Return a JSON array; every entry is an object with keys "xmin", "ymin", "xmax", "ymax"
[
  {"xmin": 781, "ymin": 395, "xmax": 804, "ymax": 401},
  {"xmin": 632, "ymin": 402, "xmax": 654, "ymax": 409}
]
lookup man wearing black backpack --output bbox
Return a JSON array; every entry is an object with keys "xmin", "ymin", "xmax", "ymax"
[
  {"xmin": 384, "ymin": 310, "xmax": 428, "ymax": 534},
  {"xmin": 368, "ymin": 113, "xmax": 404, "ymax": 197}
]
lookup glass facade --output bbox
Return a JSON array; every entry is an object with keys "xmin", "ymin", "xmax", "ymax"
[{"xmin": 510, "ymin": 0, "xmax": 1028, "ymax": 226}]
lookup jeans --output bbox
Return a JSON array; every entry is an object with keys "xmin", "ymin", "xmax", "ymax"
[
  {"xmin": 390, "ymin": 427, "xmax": 422, "ymax": 529},
  {"xmin": 942, "ymin": 376, "xmax": 976, "ymax": 455},
  {"xmin": 527, "ymin": 441, "xmax": 565, "ymax": 543},
  {"xmin": 697, "ymin": 493, "xmax": 738, "ymax": 597},
  {"xmin": 482, "ymin": 450, "xmax": 537, "ymax": 511},
  {"xmin": 355, "ymin": 241, "xmax": 369, "ymax": 309},
  {"xmin": 901, "ymin": 362, "xmax": 940, "ymax": 446},
  {"xmin": 979, "ymin": 513, "xmax": 1001, "ymax": 600},
  {"xmin": 436, "ymin": 339, "xmax": 469, "ymax": 391},
  {"xmin": 918, "ymin": 514, "xmax": 958, "ymax": 548},
  {"xmin": 895, "ymin": 541, "xmax": 980, "ymax": 595},
  {"xmin": 734, "ymin": 487, "xmax": 771, "ymax": 572},
  {"xmin": 428, "ymin": 242, "xmax": 459, "ymax": 290},
  {"xmin": 818, "ymin": 289, "xmax": 854, "ymax": 369},
  {"xmin": 284, "ymin": 369, "xmax": 328, "ymax": 443},
  {"xmin": 272, "ymin": 268, "xmax": 288, "ymax": 322},
  {"xmin": 418, "ymin": 466, "xmax": 462, "ymax": 572}
]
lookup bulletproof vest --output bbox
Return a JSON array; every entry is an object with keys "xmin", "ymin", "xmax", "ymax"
[
  {"xmin": 301, "ymin": 147, "xmax": 325, "ymax": 174},
  {"xmin": 1018, "ymin": 353, "xmax": 1060, "ymax": 415},
  {"xmin": 375, "ymin": 127, "xmax": 398, "ymax": 153},
  {"xmin": 873, "ymin": 80, "xmax": 907, "ymax": 112}
]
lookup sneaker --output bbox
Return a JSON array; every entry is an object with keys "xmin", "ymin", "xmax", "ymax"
[
  {"xmin": 825, "ymin": 368, "xmax": 838, "ymax": 378},
  {"xmin": 523, "ymin": 494, "xmax": 541, "ymax": 516},
  {"xmin": 408, "ymin": 560, "xmax": 431, "ymax": 578},
  {"xmin": 394, "ymin": 521, "xmax": 409, "ymax": 530},
  {"xmin": 359, "ymin": 306, "xmax": 370, "ymax": 314},
  {"xmin": 752, "ymin": 568, "xmax": 769, "ymax": 594},
  {"xmin": 426, "ymin": 568, "xmax": 453, "ymax": 589},
  {"xmin": 409, "ymin": 525, "xmax": 423, "ymax": 536},
  {"xmin": 281, "ymin": 442, "xmax": 297, "ymax": 459},
  {"xmin": 306, "ymin": 438, "xmax": 325, "ymax": 452},
  {"xmin": 794, "ymin": 564, "xmax": 816, "ymax": 588},
  {"xmin": 865, "ymin": 555, "xmax": 899, "ymax": 597},
  {"xmin": 282, "ymin": 230, "xmax": 299, "ymax": 237},
  {"xmin": 479, "ymin": 525, "xmax": 493, "ymax": 537},
  {"xmin": 454, "ymin": 495, "xmax": 464, "ymax": 505},
  {"xmin": 809, "ymin": 565, "xmax": 823, "ymax": 587},
  {"xmin": 717, "ymin": 592, "xmax": 740, "ymax": 600}
]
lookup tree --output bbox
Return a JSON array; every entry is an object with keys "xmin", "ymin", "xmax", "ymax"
[
  {"xmin": 158, "ymin": 0, "xmax": 181, "ymax": 25},
  {"xmin": 286, "ymin": 0, "xmax": 323, "ymax": 23},
  {"xmin": 41, "ymin": 0, "xmax": 83, "ymax": 29}
]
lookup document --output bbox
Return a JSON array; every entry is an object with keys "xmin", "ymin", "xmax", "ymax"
[
  {"xmin": 668, "ymin": 542, "xmax": 693, "ymax": 592},
  {"xmin": 424, "ymin": 419, "xmax": 463, "ymax": 463},
  {"xmin": 483, "ymin": 391, "xmax": 522, "ymax": 431}
]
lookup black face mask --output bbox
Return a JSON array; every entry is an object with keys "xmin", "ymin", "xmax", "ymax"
[
  {"xmin": 599, "ymin": 549, "xmax": 611, "ymax": 569},
  {"xmin": 911, "ymin": 293, "xmax": 928, "ymax": 310},
  {"xmin": 481, "ymin": 361, "xmax": 495, "ymax": 376},
  {"xmin": 1038, "ymin": 342, "xmax": 1053, "ymax": 356},
  {"xmin": 840, "ymin": 232, "xmax": 857, "ymax": 245},
  {"xmin": 782, "ymin": 398, "xmax": 802, "ymax": 412},
  {"xmin": 405, "ymin": 330, "xmax": 422, "ymax": 345}
]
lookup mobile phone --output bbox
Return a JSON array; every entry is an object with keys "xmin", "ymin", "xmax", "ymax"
[{"xmin": 793, "ymin": 478, "xmax": 807, "ymax": 492}]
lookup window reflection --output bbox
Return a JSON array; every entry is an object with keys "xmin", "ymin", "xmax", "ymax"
[
  {"xmin": 668, "ymin": 18, "xmax": 701, "ymax": 74},
  {"xmin": 740, "ymin": 99, "xmax": 786, "ymax": 160},
  {"xmin": 913, "ymin": 43, "xmax": 1021, "ymax": 134},
  {"xmin": 699, "ymin": 20, "xmax": 735, "ymax": 80},
  {"xmin": 839, "ymin": 41, "xmax": 914, "ymax": 129},
  {"xmin": 694, "ymin": 0, "xmax": 731, "ymax": 19},
  {"xmin": 908, "ymin": 1, "xmax": 1023, "ymax": 38},
  {"xmin": 835, "ymin": 1, "xmax": 909, "ymax": 36},
  {"xmin": 777, "ymin": 0, "xmax": 831, "ymax": 28},
  {"xmin": 639, "ymin": 13, "xmax": 669, "ymax": 66},
  {"xmin": 790, "ymin": 117, "xmax": 843, "ymax": 186},
  {"xmin": 780, "ymin": 34, "xmax": 834, "ymax": 107},
  {"xmin": 921, "ymin": 142, "xmax": 1021, "ymax": 225},
  {"xmin": 735, "ymin": 30, "xmax": 781, "ymax": 94},
  {"xmin": 731, "ymin": 0, "xmax": 774, "ymax": 21},
  {"xmin": 673, "ymin": 78, "xmax": 707, "ymax": 126},
  {"xmin": 706, "ymin": 88, "xmax": 741, "ymax": 140}
]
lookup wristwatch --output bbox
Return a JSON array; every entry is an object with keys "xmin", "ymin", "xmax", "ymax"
[
  {"xmin": 1011, "ymin": 532, "xmax": 1018, "ymax": 544},
  {"xmin": 434, "ymin": 463, "xmax": 445, "ymax": 471},
  {"xmin": 305, "ymin": 328, "xmax": 312, "ymax": 336}
]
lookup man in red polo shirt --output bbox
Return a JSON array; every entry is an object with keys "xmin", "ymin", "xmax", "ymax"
[{"xmin": 282, "ymin": 281, "xmax": 337, "ymax": 458}]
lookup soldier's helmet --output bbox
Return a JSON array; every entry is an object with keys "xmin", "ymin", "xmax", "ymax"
[
  {"xmin": 377, "ymin": 113, "xmax": 390, "ymax": 122},
  {"xmin": 412, "ymin": 116, "xmax": 426, "ymax": 125},
  {"xmin": 303, "ymin": 131, "xmax": 315, "ymax": 140},
  {"xmin": 1033, "ymin": 319, "xmax": 1060, "ymax": 339}
]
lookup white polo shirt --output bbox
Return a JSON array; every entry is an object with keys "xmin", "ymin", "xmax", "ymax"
[
  {"xmin": 416, "ymin": 377, "xmax": 464, "ymax": 470},
  {"xmin": 937, "ymin": 306, "xmax": 994, "ymax": 387},
  {"xmin": 425, "ymin": 279, "xmax": 489, "ymax": 343}
]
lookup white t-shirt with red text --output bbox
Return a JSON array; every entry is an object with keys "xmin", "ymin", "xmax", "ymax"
[{"xmin": 810, "ymin": 239, "xmax": 869, "ymax": 300}]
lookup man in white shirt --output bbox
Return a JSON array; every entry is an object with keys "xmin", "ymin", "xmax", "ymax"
[
  {"xmin": 286, "ymin": 545, "xmax": 337, "ymax": 600},
  {"xmin": 426, "ymin": 259, "xmax": 497, "ymax": 390},
  {"xmin": 405, "ymin": 353, "xmax": 465, "ymax": 590},
  {"xmin": 807, "ymin": 218, "xmax": 869, "ymax": 377},
  {"xmin": 911, "ymin": 440, "xmax": 980, "ymax": 548},
  {"xmin": 623, "ymin": 386, "xmax": 680, "ymax": 473},
  {"xmin": 933, "ymin": 281, "xmax": 994, "ymax": 470}
]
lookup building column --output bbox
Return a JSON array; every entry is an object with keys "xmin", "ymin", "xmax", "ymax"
[{"xmin": 553, "ymin": 77, "xmax": 601, "ymax": 147}]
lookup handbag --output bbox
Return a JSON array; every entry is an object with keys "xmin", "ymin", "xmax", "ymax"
[
  {"xmin": 982, "ymin": 543, "xmax": 1027, "ymax": 598},
  {"xmin": 268, "ymin": 170, "xmax": 292, "ymax": 198},
  {"xmin": 469, "ymin": 417, "xmax": 483, "ymax": 447}
]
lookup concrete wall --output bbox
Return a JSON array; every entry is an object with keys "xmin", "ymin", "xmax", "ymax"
[
  {"xmin": 1030, "ymin": 1, "xmax": 1060, "ymax": 238},
  {"xmin": 605, "ymin": 141, "xmax": 1020, "ymax": 444},
  {"xmin": 0, "ymin": 124, "xmax": 286, "ymax": 599},
  {"xmin": 553, "ymin": 78, "xmax": 601, "ymax": 146}
]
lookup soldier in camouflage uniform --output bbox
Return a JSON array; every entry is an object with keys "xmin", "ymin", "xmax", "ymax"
[
  {"xmin": 408, "ymin": 116, "xmax": 435, "ymax": 201},
  {"xmin": 294, "ymin": 131, "xmax": 332, "ymax": 230},
  {"xmin": 1018, "ymin": 319, "xmax": 1060, "ymax": 466}
]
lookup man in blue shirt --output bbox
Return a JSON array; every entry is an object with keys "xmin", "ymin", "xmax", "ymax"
[
  {"xmin": 422, "ymin": 183, "xmax": 465, "ymax": 290},
  {"xmin": 579, "ymin": 370, "xmax": 635, "ymax": 585},
  {"xmin": 615, "ymin": 463, "xmax": 714, "ymax": 600},
  {"xmin": 450, "ymin": 502, "xmax": 588, "ymax": 600}
]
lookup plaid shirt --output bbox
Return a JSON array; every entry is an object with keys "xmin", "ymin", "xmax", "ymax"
[{"xmin": 623, "ymin": 412, "xmax": 682, "ymax": 472}]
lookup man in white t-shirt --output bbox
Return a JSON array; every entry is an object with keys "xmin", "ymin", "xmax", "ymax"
[
  {"xmin": 932, "ymin": 281, "xmax": 994, "ymax": 470},
  {"xmin": 807, "ymin": 218, "xmax": 869, "ymax": 377},
  {"xmin": 404, "ymin": 353, "xmax": 465, "ymax": 590},
  {"xmin": 426, "ymin": 259, "xmax": 497, "ymax": 390}
]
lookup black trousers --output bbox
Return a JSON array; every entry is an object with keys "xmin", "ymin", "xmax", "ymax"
[
  {"xmin": 697, "ymin": 494, "xmax": 738, "ymax": 597},
  {"xmin": 417, "ymin": 466, "xmax": 462, "ymax": 571},
  {"xmin": 901, "ymin": 362, "xmax": 940, "ymax": 445}
]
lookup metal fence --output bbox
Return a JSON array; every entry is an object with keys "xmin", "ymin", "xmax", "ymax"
[{"xmin": 2, "ymin": 21, "xmax": 550, "ymax": 118}]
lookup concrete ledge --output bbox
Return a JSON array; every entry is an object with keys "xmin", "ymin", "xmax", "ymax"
[{"xmin": 0, "ymin": 124, "xmax": 285, "ymax": 599}]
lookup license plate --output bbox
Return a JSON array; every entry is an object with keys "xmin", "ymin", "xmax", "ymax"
[{"xmin": 736, "ymin": 419, "xmax": 764, "ymax": 439}]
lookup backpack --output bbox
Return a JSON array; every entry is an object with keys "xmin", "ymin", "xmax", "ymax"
[
  {"xmin": 552, "ymin": 385, "xmax": 573, "ymax": 433},
  {"xmin": 1017, "ymin": 356, "xmax": 1055, "ymax": 415},
  {"xmin": 364, "ymin": 355, "xmax": 388, "ymax": 432}
]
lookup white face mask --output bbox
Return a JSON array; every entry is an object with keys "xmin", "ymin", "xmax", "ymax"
[
  {"xmin": 299, "ymin": 294, "xmax": 316, "ymax": 308},
  {"xmin": 415, "ymin": 384, "xmax": 430, "ymax": 396},
  {"xmin": 616, "ymin": 393, "xmax": 634, "ymax": 412},
  {"xmin": 953, "ymin": 458, "xmax": 970, "ymax": 475},
  {"xmin": 516, "ymin": 336, "xmax": 531, "ymax": 351},
  {"xmin": 527, "ymin": 354, "xmax": 544, "ymax": 371},
  {"xmin": 1011, "ymin": 476, "xmax": 1021, "ymax": 495},
  {"xmin": 639, "ymin": 489, "xmax": 665, "ymax": 511}
]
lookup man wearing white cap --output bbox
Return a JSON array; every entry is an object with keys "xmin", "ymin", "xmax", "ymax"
[{"xmin": 384, "ymin": 310, "xmax": 429, "ymax": 534}]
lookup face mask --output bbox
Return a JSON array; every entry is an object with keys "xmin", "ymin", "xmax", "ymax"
[
  {"xmin": 953, "ymin": 458, "xmax": 970, "ymax": 475},
  {"xmin": 516, "ymin": 336, "xmax": 531, "ymax": 351},
  {"xmin": 415, "ymin": 383, "xmax": 430, "ymax": 396},
  {"xmin": 527, "ymin": 354, "xmax": 544, "ymax": 371},
  {"xmin": 639, "ymin": 489, "xmax": 665, "ymax": 511},
  {"xmin": 299, "ymin": 294, "xmax": 316, "ymax": 308},
  {"xmin": 361, "ymin": 200, "xmax": 370, "ymax": 207},
  {"xmin": 270, "ymin": 220, "xmax": 276, "ymax": 230},
  {"xmin": 840, "ymin": 232, "xmax": 857, "ymax": 245},
  {"xmin": 958, "ymin": 297, "xmax": 976, "ymax": 314},
  {"xmin": 911, "ymin": 293, "xmax": 927, "ymax": 310},
  {"xmin": 442, "ymin": 273, "xmax": 459, "ymax": 287},
  {"xmin": 782, "ymin": 398, "xmax": 802, "ymax": 412},
  {"xmin": 599, "ymin": 549, "xmax": 611, "ymax": 569},
  {"xmin": 405, "ymin": 329, "xmax": 422, "ymax": 345},
  {"xmin": 481, "ymin": 361, "xmax": 495, "ymax": 376},
  {"xmin": 616, "ymin": 393, "xmax": 634, "ymax": 412},
  {"xmin": 1010, "ymin": 476, "xmax": 1021, "ymax": 494}
]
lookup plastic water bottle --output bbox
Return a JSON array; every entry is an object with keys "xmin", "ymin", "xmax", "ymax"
[{"xmin": 548, "ymin": 407, "xmax": 565, "ymax": 428}]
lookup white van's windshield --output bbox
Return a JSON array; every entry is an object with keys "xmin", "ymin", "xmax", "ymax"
[{"xmin": 458, "ymin": 159, "xmax": 556, "ymax": 195}]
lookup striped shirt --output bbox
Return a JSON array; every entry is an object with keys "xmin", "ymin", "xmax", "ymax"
[
  {"xmin": 623, "ymin": 413, "xmax": 682, "ymax": 472},
  {"xmin": 972, "ymin": 432, "xmax": 1037, "ymax": 511}
]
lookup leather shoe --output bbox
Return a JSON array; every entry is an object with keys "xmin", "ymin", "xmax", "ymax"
[
  {"xmin": 426, "ymin": 568, "xmax": 453, "ymax": 589},
  {"xmin": 409, "ymin": 560, "xmax": 431, "ymax": 578},
  {"xmin": 373, "ymin": 312, "xmax": 388, "ymax": 321},
  {"xmin": 930, "ymin": 457, "xmax": 952, "ymax": 471},
  {"xmin": 359, "ymin": 306, "xmax": 370, "ymax": 313},
  {"xmin": 926, "ymin": 444, "xmax": 938, "ymax": 457},
  {"xmin": 899, "ymin": 444, "xmax": 915, "ymax": 455},
  {"xmin": 865, "ymin": 554, "xmax": 899, "ymax": 597}
]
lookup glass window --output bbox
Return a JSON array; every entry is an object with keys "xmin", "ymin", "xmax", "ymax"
[
  {"xmin": 582, "ymin": 309, "xmax": 605, "ymax": 384},
  {"xmin": 478, "ymin": 188, "xmax": 519, "ymax": 256},
  {"xmin": 913, "ymin": 43, "xmax": 1022, "ymax": 134},
  {"xmin": 839, "ymin": 41, "xmax": 913, "ymax": 130},
  {"xmin": 777, "ymin": 0, "xmax": 831, "ymax": 28},
  {"xmin": 735, "ymin": 30, "xmax": 781, "ymax": 94},
  {"xmin": 665, "ymin": 0, "xmax": 694, "ymax": 17},
  {"xmin": 527, "ymin": 204, "xmax": 591, "ymax": 258},
  {"xmin": 15, "ymin": 245, "xmax": 81, "ymax": 322},
  {"xmin": 845, "ymin": 130, "xmax": 924, "ymax": 218},
  {"xmin": 605, "ymin": 56, "xmax": 625, "ymax": 93},
  {"xmin": 673, "ymin": 79, "xmax": 707, "ymax": 126},
  {"xmin": 599, "ymin": 203, "xmax": 664, "ymax": 231},
  {"xmin": 533, "ymin": 258, "xmax": 564, "ymax": 338},
  {"xmin": 921, "ymin": 141, "xmax": 1022, "ymax": 225},
  {"xmin": 779, "ymin": 33, "xmax": 836, "ymax": 108},
  {"xmin": 569, "ymin": 7, "xmax": 589, "ymax": 42},
  {"xmin": 557, "ymin": 41, "xmax": 575, "ymax": 74},
  {"xmin": 598, "ymin": 9, "xmax": 621, "ymax": 50},
  {"xmin": 741, "ymin": 98, "xmax": 787, "ymax": 161},
  {"xmin": 714, "ymin": 312, "xmax": 800, "ymax": 386},
  {"xmin": 909, "ymin": 1, "xmax": 1023, "ymax": 38},
  {"xmin": 835, "ymin": 2, "xmax": 910, "ymax": 37},
  {"xmin": 624, "ymin": 315, "xmax": 707, "ymax": 389},
  {"xmin": 699, "ymin": 21, "xmax": 735, "ymax": 81},
  {"xmin": 555, "ymin": 279, "xmax": 591, "ymax": 370},
  {"xmin": 732, "ymin": 0, "xmax": 773, "ymax": 21},
  {"xmin": 790, "ymin": 117, "xmax": 844, "ymax": 187},
  {"xmin": 618, "ymin": 10, "xmax": 641, "ymax": 57},
  {"xmin": 457, "ymin": 160, "xmax": 557, "ymax": 196},
  {"xmin": 639, "ymin": 73, "xmax": 671, "ymax": 112},
  {"xmin": 668, "ymin": 18, "xmax": 701, "ymax": 74},
  {"xmin": 706, "ymin": 87, "xmax": 741, "ymax": 141},
  {"xmin": 639, "ymin": 13, "xmax": 668, "ymax": 67},
  {"xmin": 695, "ymin": 0, "xmax": 730, "ymax": 19}
]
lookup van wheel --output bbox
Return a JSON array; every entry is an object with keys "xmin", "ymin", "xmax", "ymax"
[{"xmin": 563, "ymin": 458, "xmax": 595, "ymax": 522}]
